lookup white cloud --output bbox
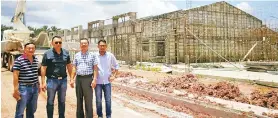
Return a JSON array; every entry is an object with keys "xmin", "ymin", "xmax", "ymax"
[
  {"xmin": 236, "ymin": 2, "xmax": 253, "ymax": 14},
  {"xmin": 1, "ymin": 16, "xmax": 13, "ymax": 26},
  {"xmin": 2, "ymin": 0, "xmax": 178, "ymax": 30}
]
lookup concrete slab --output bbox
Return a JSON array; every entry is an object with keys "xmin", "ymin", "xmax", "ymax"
[
  {"xmin": 205, "ymin": 96, "xmax": 278, "ymax": 116},
  {"xmin": 113, "ymin": 94, "xmax": 193, "ymax": 118},
  {"xmin": 192, "ymin": 69, "xmax": 278, "ymax": 84}
]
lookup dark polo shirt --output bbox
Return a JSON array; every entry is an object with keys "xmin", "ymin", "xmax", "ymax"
[{"xmin": 41, "ymin": 48, "xmax": 71, "ymax": 78}]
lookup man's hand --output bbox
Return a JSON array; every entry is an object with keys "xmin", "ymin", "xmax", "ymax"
[
  {"xmin": 91, "ymin": 79, "xmax": 96, "ymax": 89},
  {"xmin": 38, "ymin": 86, "xmax": 42, "ymax": 94},
  {"xmin": 70, "ymin": 79, "xmax": 75, "ymax": 88},
  {"xmin": 41, "ymin": 83, "xmax": 46, "ymax": 92},
  {"xmin": 109, "ymin": 76, "xmax": 116, "ymax": 82},
  {"xmin": 13, "ymin": 90, "xmax": 21, "ymax": 101}
]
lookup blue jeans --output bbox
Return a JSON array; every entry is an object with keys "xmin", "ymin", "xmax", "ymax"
[
  {"xmin": 46, "ymin": 77, "xmax": 67, "ymax": 118},
  {"xmin": 95, "ymin": 83, "xmax": 112, "ymax": 118},
  {"xmin": 15, "ymin": 84, "xmax": 39, "ymax": 118}
]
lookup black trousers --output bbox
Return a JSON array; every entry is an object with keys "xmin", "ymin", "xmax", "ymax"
[{"xmin": 75, "ymin": 75, "xmax": 93, "ymax": 118}]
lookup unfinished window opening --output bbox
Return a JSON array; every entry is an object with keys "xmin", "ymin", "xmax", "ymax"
[
  {"xmin": 142, "ymin": 45, "xmax": 149, "ymax": 51},
  {"xmin": 157, "ymin": 42, "xmax": 165, "ymax": 56}
]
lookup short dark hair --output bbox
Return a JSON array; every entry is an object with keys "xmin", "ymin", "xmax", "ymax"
[
  {"xmin": 52, "ymin": 36, "xmax": 62, "ymax": 42},
  {"xmin": 98, "ymin": 39, "xmax": 106, "ymax": 45},
  {"xmin": 24, "ymin": 42, "xmax": 36, "ymax": 48},
  {"xmin": 80, "ymin": 38, "xmax": 89, "ymax": 44}
]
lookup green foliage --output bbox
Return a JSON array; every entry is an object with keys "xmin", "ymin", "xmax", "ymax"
[
  {"xmin": 134, "ymin": 64, "xmax": 161, "ymax": 72},
  {"xmin": 1, "ymin": 24, "xmax": 61, "ymax": 37},
  {"xmin": 112, "ymin": 16, "xmax": 119, "ymax": 20},
  {"xmin": 1, "ymin": 24, "xmax": 13, "ymax": 32}
]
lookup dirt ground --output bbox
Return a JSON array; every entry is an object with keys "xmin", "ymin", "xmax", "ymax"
[
  {"xmin": 2, "ymin": 64, "xmax": 277, "ymax": 117},
  {"xmin": 1, "ymin": 67, "xmax": 164, "ymax": 118},
  {"xmin": 1, "ymin": 68, "xmax": 76, "ymax": 118}
]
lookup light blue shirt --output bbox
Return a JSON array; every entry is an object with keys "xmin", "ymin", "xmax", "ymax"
[{"xmin": 96, "ymin": 51, "xmax": 119, "ymax": 84}]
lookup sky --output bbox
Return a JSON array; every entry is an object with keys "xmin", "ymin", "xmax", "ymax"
[{"xmin": 1, "ymin": 0, "xmax": 278, "ymax": 30}]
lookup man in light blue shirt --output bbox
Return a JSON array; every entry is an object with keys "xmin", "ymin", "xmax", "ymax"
[{"xmin": 95, "ymin": 39, "xmax": 119, "ymax": 118}]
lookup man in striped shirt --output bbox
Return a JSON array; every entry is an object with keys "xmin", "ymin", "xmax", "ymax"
[
  {"xmin": 13, "ymin": 42, "xmax": 40, "ymax": 118},
  {"xmin": 71, "ymin": 38, "xmax": 98, "ymax": 118}
]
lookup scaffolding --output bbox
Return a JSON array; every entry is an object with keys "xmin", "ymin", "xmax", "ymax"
[{"xmin": 52, "ymin": 1, "xmax": 278, "ymax": 65}]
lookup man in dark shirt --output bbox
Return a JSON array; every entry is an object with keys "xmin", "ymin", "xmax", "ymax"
[
  {"xmin": 13, "ymin": 42, "xmax": 40, "ymax": 118},
  {"xmin": 40, "ymin": 36, "xmax": 72, "ymax": 118}
]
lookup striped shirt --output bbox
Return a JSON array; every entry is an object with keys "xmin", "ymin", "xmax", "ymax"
[
  {"xmin": 73, "ymin": 51, "xmax": 98, "ymax": 75},
  {"xmin": 13, "ymin": 55, "xmax": 39, "ymax": 85}
]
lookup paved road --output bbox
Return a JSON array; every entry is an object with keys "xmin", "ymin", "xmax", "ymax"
[{"xmin": 1, "ymin": 68, "xmax": 154, "ymax": 118}]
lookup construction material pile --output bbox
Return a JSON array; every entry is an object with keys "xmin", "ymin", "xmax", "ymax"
[
  {"xmin": 251, "ymin": 90, "xmax": 278, "ymax": 109},
  {"xmin": 116, "ymin": 72, "xmax": 278, "ymax": 110},
  {"xmin": 159, "ymin": 74, "xmax": 198, "ymax": 89},
  {"xmin": 116, "ymin": 71, "xmax": 143, "ymax": 78},
  {"xmin": 159, "ymin": 75, "xmax": 248, "ymax": 102},
  {"xmin": 116, "ymin": 71, "xmax": 144, "ymax": 84},
  {"xmin": 205, "ymin": 82, "xmax": 249, "ymax": 103}
]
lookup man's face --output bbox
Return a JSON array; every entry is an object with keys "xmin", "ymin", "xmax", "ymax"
[
  {"xmin": 98, "ymin": 42, "xmax": 107, "ymax": 52},
  {"xmin": 52, "ymin": 38, "xmax": 62, "ymax": 49},
  {"xmin": 80, "ymin": 40, "xmax": 89, "ymax": 50},
  {"xmin": 24, "ymin": 44, "xmax": 36, "ymax": 56}
]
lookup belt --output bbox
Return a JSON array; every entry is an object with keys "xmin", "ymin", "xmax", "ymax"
[
  {"xmin": 19, "ymin": 83, "xmax": 38, "ymax": 87},
  {"xmin": 77, "ymin": 74, "xmax": 93, "ymax": 77},
  {"xmin": 47, "ymin": 75, "xmax": 67, "ymax": 79}
]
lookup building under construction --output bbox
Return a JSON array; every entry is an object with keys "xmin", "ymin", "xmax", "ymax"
[{"xmin": 51, "ymin": 1, "xmax": 278, "ymax": 64}]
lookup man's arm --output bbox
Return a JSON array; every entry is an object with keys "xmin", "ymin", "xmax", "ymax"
[
  {"xmin": 40, "ymin": 66, "xmax": 47, "ymax": 91},
  {"xmin": 12, "ymin": 59, "xmax": 21, "ymax": 101},
  {"xmin": 93, "ymin": 53, "xmax": 99, "ymax": 80},
  {"xmin": 71, "ymin": 54, "xmax": 78, "ymax": 82},
  {"xmin": 70, "ymin": 53, "xmax": 78, "ymax": 88},
  {"xmin": 66, "ymin": 54, "xmax": 72, "ymax": 77},
  {"xmin": 91, "ymin": 54, "xmax": 99, "ymax": 88},
  {"xmin": 111, "ymin": 54, "xmax": 119, "ymax": 77},
  {"xmin": 93, "ymin": 65, "xmax": 98, "ymax": 80},
  {"xmin": 71, "ymin": 66, "xmax": 76, "ymax": 81},
  {"xmin": 13, "ymin": 70, "xmax": 20, "ymax": 93},
  {"xmin": 40, "ymin": 53, "xmax": 48, "ymax": 91},
  {"xmin": 67, "ymin": 64, "xmax": 72, "ymax": 77},
  {"xmin": 70, "ymin": 65, "xmax": 76, "ymax": 88}
]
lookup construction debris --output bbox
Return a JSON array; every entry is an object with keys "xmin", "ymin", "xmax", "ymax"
[
  {"xmin": 116, "ymin": 71, "xmax": 141, "ymax": 78},
  {"xmin": 116, "ymin": 72, "xmax": 278, "ymax": 110},
  {"xmin": 263, "ymin": 112, "xmax": 278, "ymax": 118},
  {"xmin": 250, "ymin": 90, "xmax": 278, "ymax": 109}
]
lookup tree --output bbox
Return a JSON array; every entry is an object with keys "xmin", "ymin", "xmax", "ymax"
[
  {"xmin": 1, "ymin": 24, "xmax": 13, "ymax": 32},
  {"xmin": 2, "ymin": 24, "xmax": 61, "ymax": 37},
  {"xmin": 42, "ymin": 25, "xmax": 49, "ymax": 31},
  {"xmin": 1, "ymin": 25, "xmax": 13, "ymax": 40}
]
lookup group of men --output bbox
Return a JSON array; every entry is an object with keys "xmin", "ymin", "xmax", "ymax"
[{"xmin": 12, "ymin": 36, "xmax": 118, "ymax": 118}]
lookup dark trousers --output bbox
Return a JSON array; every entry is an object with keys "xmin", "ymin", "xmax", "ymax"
[
  {"xmin": 76, "ymin": 75, "xmax": 93, "ymax": 118},
  {"xmin": 95, "ymin": 83, "xmax": 112, "ymax": 118},
  {"xmin": 46, "ymin": 77, "xmax": 67, "ymax": 118}
]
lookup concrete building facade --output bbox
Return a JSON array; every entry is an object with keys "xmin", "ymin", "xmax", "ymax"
[{"xmin": 54, "ymin": 1, "xmax": 278, "ymax": 64}]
